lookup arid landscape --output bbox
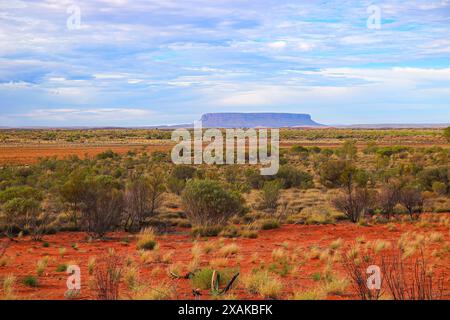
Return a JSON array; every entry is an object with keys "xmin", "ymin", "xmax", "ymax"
[{"xmin": 0, "ymin": 128, "xmax": 449, "ymax": 300}]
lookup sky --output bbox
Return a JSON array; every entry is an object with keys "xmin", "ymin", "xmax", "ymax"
[{"xmin": 0, "ymin": 0, "xmax": 449, "ymax": 127}]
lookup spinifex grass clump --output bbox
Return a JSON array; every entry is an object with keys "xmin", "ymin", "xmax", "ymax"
[
  {"xmin": 242, "ymin": 270, "xmax": 283, "ymax": 299},
  {"xmin": 136, "ymin": 228, "xmax": 157, "ymax": 251}
]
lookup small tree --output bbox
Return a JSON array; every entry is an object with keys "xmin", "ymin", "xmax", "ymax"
[
  {"xmin": 124, "ymin": 175, "xmax": 151, "ymax": 231},
  {"xmin": 2, "ymin": 198, "xmax": 40, "ymax": 238},
  {"xmin": 124, "ymin": 169, "xmax": 165, "ymax": 231},
  {"xmin": 182, "ymin": 179, "xmax": 244, "ymax": 228},
  {"xmin": 399, "ymin": 186, "xmax": 423, "ymax": 220},
  {"xmin": 319, "ymin": 161, "xmax": 367, "ymax": 189},
  {"xmin": 60, "ymin": 169, "xmax": 89, "ymax": 228},
  {"xmin": 443, "ymin": 127, "xmax": 450, "ymax": 141},
  {"xmin": 260, "ymin": 180, "xmax": 282, "ymax": 210},
  {"xmin": 338, "ymin": 140, "xmax": 358, "ymax": 161},
  {"xmin": 377, "ymin": 184, "xmax": 401, "ymax": 218},
  {"xmin": 79, "ymin": 176, "xmax": 124, "ymax": 239},
  {"xmin": 147, "ymin": 169, "xmax": 166, "ymax": 216},
  {"xmin": 332, "ymin": 187, "xmax": 375, "ymax": 223},
  {"xmin": 167, "ymin": 165, "xmax": 196, "ymax": 195}
]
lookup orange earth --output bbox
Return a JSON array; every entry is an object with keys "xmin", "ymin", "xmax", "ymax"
[
  {"xmin": 0, "ymin": 144, "xmax": 173, "ymax": 165},
  {"xmin": 2, "ymin": 140, "xmax": 448, "ymax": 165},
  {"xmin": 0, "ymin": 220, "xmax": 448, "ymax": 300}
]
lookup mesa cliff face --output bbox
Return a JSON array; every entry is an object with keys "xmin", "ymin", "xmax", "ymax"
[{"xmin": 199, "ymin": 113, "xmax": 323, "ymax": 128}]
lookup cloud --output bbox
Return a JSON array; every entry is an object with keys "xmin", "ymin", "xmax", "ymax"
[
  {"xmin": 0, "ymin": 0, "xmax": 449, "ymax": 125},
  {"xmin": 22, "ymin": 108, "xmax": 154, "ymax": 122}
]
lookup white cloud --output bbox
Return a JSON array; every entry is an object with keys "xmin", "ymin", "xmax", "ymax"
[
  {"xmin": 22, "ymin": 108, "xmax": 154, "ymax": 122},
  {"xmin": 267, "ymin": 41, "xmax": 287, "ymax": 50}
]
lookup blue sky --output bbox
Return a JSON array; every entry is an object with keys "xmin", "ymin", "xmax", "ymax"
[{"xmin": 0, "ymin": 0, "xmax": 449, "ymax": 126}]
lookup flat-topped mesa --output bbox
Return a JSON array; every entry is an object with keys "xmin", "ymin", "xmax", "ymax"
[{"xmin": 199, "ymin": 113, "xmax": 323, "ymax": 128}]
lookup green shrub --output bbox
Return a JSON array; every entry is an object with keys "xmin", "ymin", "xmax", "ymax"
[
  {"xmin": 444, "ymin": 127, "xmax": 450, "ymax": 141},
  {"xmin": 245, "ymin": 168, "xmax": 265, "ymax": 189},
  {"xmin": 171, "ymin": 165, "xmax": 197, "ymax": 181},
  {"xmin": 259, "ymin": 219, "xmax": 280, "ymax": 230},
  {"xmin": 22, "ymin": 275, "xmax": 39, "ymax": 287},
  {"xmin": 167, "ymin": 176, "xmax": 186, "ymax": 195},
  {"xmin": 291, "ymin": 145, "xmax": 309, "ymax": 153},
  {"xmin": 319, "ymin": 160, "xmax": 350, "ymax": 188},
  {"xmin": 260, "ymin": 180, "xmax": 281, "ymax": 210},
  {"xmin": 432, "ymin": 181, "xmax": 447, "ymax": 195},
  {"xmin": 276, "ymin": 165, "xmax": 313, "ymax": 189},
  {"xmin": 191, "ymin": 226, "xmax": 223, "ymax": 237},
  {"xmin": 182, "ymin": 179, "xmax": 245, "ymax": 228},
  {"xmin": 56, "ymin": 264, "xmax": 68, "ymax": 272},
  {"xmin": 418, "ymin": 166, "xmax": 449, "ymax": 192},
  {"xmin": 96, "ymin": 150, "xmax": 118, "ymax": 160}
]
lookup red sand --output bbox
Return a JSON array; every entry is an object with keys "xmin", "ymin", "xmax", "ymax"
[{"xmin": 0, "ymin": 221, "xmax": 448, "ymax": 300}]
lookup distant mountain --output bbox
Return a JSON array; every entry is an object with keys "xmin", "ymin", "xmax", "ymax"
[
  {"xmin": 333, "ymin": 123, "xmax": 450, "ymax": 129},
  {"xmin": 199, "ymin": 113, "xmax": 323, "ymax": 128}
]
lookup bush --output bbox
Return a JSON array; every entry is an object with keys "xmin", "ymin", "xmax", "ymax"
[
  {"xmin": 319, "ymin": 160, "xmax": 351, "ymax": 188},
  {"xmin": 286, "ymin": 205, "xmax": 343, "ymax": 224},
  {"xmin": 124, "ymin": 169, "xmax": 165, "ymax": 231},
  {"xmin": 182, "ymin": 179, "xmax": 244, "ymax": 228},
  {"xmin": 276, "ymin": 165, "xmax": 313, "ymax": 189},
  {"xmin": 244, "ymin": 168, "xmax": 265, "ymax": 189},
  {"xmin": 167, "ymin": 176, "xmax": 186, "ymax": 195},
  {"xmin": 260, "ymin": 180, "xmax": 281, "ymax": 210},
  {"xmin": 171, "ymin": 165, "xmax": 197, "ymax": 181},
  {"xmin": 377, "ymin": 184, "xmax": 401, "ymax": 218},
  {"xmin": 432, "ymin": 181, "xmax": 447, "ymax": 195},
  {"xmin": 56, "ymin": 264, "xmax": 68, "ymax": 272},
  {"xmin": 418, "ymin": 166, "xmax": 449, "ymax": 193},
  {"xmin": 22, "ymin": 275, "xmax": 39, "ymax": 287},
  {"xmin": 0, "ymin": 186, "xmax": 50, "ymax": 239},
  {"xmin": 76, "ymin": 175, "xmax": 124, "ymax": 238},
  {"xmin": 96, "ymin": 150, "xmax": 119, "ymax": 160},
  {"xmin": 259, "ymin": 219, "xmax": 280, "ymax": 230},
  {"xmin": 191, "ymin": 226, "xmax": 223, "ymax": 237},
  {"xmin": 332, "ymin": 187, "xmax": 375, "ymax": 223},
  {"xmin": 399, "ymin": 187, "xmax": 424, "ymax": 220},
  {"xmin": 443, "ymin": 127, "xmax": 450, "ymax": 141}
]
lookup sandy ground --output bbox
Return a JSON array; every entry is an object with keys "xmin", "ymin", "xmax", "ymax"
[{"xmin": 1, "ymin": 220, "xmax": 448, "ymax": 300}]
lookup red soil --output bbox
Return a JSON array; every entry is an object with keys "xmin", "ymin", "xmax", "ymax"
[
  {"xmin": 0, "ymin": 145, "xmax": 172, "ymax": 165},
  {"xmin": 0, "ymin": 220, "xmax": 448, "ymax": 300}
]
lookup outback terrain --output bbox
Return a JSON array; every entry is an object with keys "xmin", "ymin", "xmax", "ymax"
[{"xmin": 0, "ymin": 127, "xmax": 449, "ymax": 300}]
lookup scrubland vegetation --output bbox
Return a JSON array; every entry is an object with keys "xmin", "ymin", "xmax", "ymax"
[{"xmin": 0, "ymin": 128, "xmax": 449, "ymax": 300}]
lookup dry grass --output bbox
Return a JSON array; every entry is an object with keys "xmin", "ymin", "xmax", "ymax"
[
  {"xmin": 1, "ymin": 274, "xmax": 16, "ymax": 300},
  {"xmin": 218, "ymin": 243, "xmax": 239, "ymax": 258},
  {"xmin": 132, "ymin": 282, "xmax": 176, "ymax": 300},
  {"xmin": 242, "ymin": 270, "xmax": 283, "ymax": 299},
  {"xmin": 136, "ymin": 228, "xmax": 157, "ymax": 251}
]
